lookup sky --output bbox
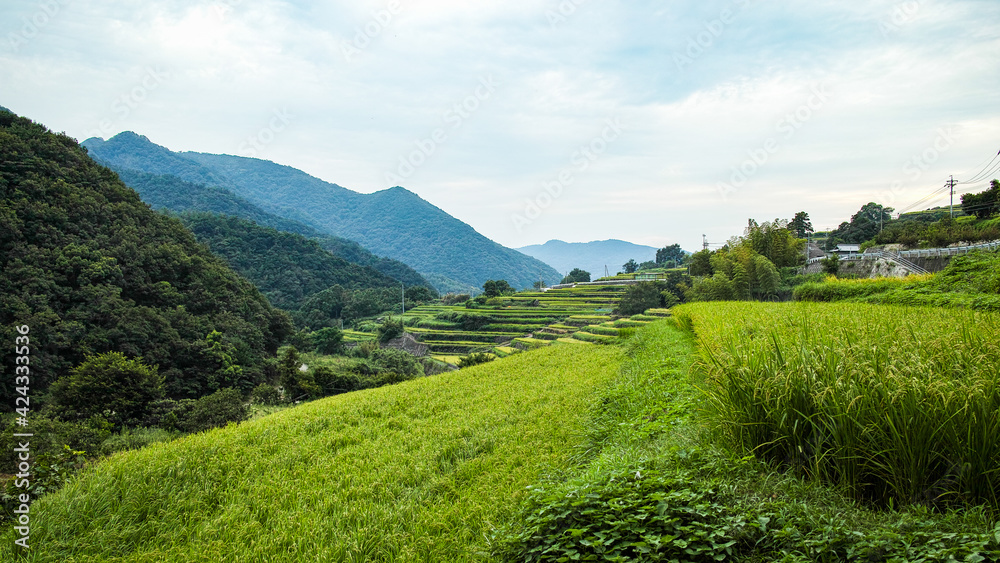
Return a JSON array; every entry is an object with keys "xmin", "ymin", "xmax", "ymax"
[{"xmin": 2, "ymin": 0, "xmax": 999, "ymax": 254}]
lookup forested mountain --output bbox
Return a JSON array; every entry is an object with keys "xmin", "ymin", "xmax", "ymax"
[
  {"xmin": 107, "ymin": 166, "xmax": 431, "ymax": 288},
  {"xmin": 0, "ymin": 110, "xmax": 292, "ymax": 404},
  {"xmin": 82, "ymin": 133, "xmax": 563, "ymax": 293},
  {"xmin": 176, "ymin": 213, "xmax": 404, "ymax": 311},
  {"xmin": 517, "ymin": 239, "xmax": 661, "ymax": 280}
]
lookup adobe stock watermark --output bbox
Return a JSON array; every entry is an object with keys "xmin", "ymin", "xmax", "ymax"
[
  {"xmin": 87, "ymin": 66, "xmax": 171, "ymax": 140},
  {"xmin": 872, "ymin": 127, "xmax": 957, "ymax": 208},
  {"xmin": 546, "ymin": 0, "xmax": 588, "ymax": 28},
  {"xmin": 512, "ymin": 118, "xmax": 624, "ymax": 233},
  {"xmin": 239, "ymin": 108, "xmax": 294, "ymax": 158},
  {"xmin": 6, "ymin": 0, "xmax": 71, "ymax": 53},
  {"xmin": 342, "ymin": 0, "xmax": 403, "ymax": 62},
  {"xmin": 384, "ymin": 76, "xmax": 497, "ymax": 185},
  {"xmin": 674, "ymin": 0, "xmax": 752, "ymax": 71},
  {"xmin": 879, "ymin": 1, "xmax": 921, "ymax": 39},
  {"xmin": 716, "ymin": 83, "xmax": 831, "ymax": 201}
]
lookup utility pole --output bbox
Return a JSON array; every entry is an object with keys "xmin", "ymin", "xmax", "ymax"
[
  {"xmin": 703, "ymin": 234, "xmax": 708, "ymax": 251},
  {"xmin": 401, "ymin": 281, "xmax": 405, "ymax": 315},
  {"xmin": 948, "ymin": 175, "xmax": 956, "ymax": 218}
]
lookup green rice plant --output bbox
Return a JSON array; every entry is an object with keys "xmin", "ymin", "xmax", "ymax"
[
  {"xmin": 678, "ymin": 301, "xmax": 1000, "ymax": 510},
  {"xmin": 0, "ymin": 345, "xmax": 621, "ymax": 562}
]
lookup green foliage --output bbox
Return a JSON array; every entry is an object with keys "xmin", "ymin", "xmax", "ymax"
[
  {"xmin": 740, "ymin": 218, "xmax": 805, "ymax": 268},
  {"xmin": 689, "ymin": 249, "xmax": 713, "ymax": 276},
  {"xmin": 179, "ymin": 212, "xmax": 402, "ymax": 311},
  {"xmin": 277, "ymin": 347, "xmax": 320, "ymax": 400},
  {"xmin": 820, "ymin": 253, "xmax": 840, "ymax": 275},
  {"xmin": 616, "ymin": 282, "xmax": 673, "ymax": 316},
  {"xmin": 441, "ymin": 293, "xmax": 471, "ymax": 305},
  {"xmin": 622, "ymin": 258, "xmax": 639, "ymax": 273},
  {"xmin": 48, "ymin": 352, "xmax": 164, "ymax": 429},
  {"xmin": 483, "ymin": 279, "xmax": 515, "ymax": 298},
  {"xmin": 180, "ymin": 387, "xmax": 248, "ymax": 433},
  {"xmin": 561, "ymin": 268, "xmax": 591, "ymax": 284},
  {"xmin": 0, "ymin": 114, "xmax": 292, "ymax": 406},
  {"xmin": 789, "ymin": 211, "xmax": 814, "ymax": 238},
  {"xmin": 250, "ymin": 383, "xmax": 282, "ymax": 406},
  {"xmin": 1, "ymin": 446, "xmax": 88, "ymax": 527},
  {"xmin": 457, "ymin": 352, "xmax": 495, "ymax": 368},
  {"xmin": 869, "ymin": 211, "xmax": 1000, "ymax": 247},
  {"xmin": 830, "ymin": 202, "xmax": 894, "ymax": 244},
  {"xmin": 311, "ymin": 326, "xmax": 344, "ymax": 355},
  {"xmin": 686, "ymin": 247, "xmax": 781, "ymax": 302},
  {"xmin": 376, "ymin": 316, "xmax": 404, "ymax": 343},
  {"xmin": 794, "ymin": 251, "xmax": 1000, "ymax": 310},
  {"xmin": 655, "ymin": 243, "xmax": 686, "ymax": 266},
  {"xmin": 961, "ymin": 180, "xmax": 999, "ymax": 219}
]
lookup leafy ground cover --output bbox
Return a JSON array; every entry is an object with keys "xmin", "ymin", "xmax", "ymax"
[{"xmin": 0, "ymin": 345, "xmax": 621, "ymax": 562}]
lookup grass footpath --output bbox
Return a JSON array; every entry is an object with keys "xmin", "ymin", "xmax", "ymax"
[{"xmin": 0, "ymin": 345, "xmax": 621, "ymax": 562}]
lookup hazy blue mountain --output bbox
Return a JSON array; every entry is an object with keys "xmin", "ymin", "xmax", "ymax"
[
  {"xmin": 102, "ymin": 166, "xmax": 431, "ymax": 289},
  {"xmin": 83, "ymin": 133, "xmax": 562, "ymax": 293},
  {"xmin": 517, "ymin": 239, "xmax": 664, "ymax": 280}
]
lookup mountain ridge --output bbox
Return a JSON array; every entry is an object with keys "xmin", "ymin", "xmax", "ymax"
[
  {"xmin": 517, "ymin": 239, "xmax": 664, "ymax": 279},
  {"xmin": 83, "ymin": 133, "xmax": 562, "ymax": 293}
]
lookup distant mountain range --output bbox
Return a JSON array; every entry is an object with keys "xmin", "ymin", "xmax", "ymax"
[
  {"xmin": 517, "ymin": 239, "xmax": 664, "ymax": 280},
  {"xmin": 83, "ymin": 133, "xmax": 561, "ymax": 294}
]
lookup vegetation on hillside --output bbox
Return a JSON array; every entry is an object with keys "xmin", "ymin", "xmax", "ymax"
[
  {"xmin": 0, "ymin": 112, "xmax": 292, "ymax": 407},
  {"xmin": 106, "ymin": 165, "xmax": 432, "ymax": 288},
  {"xmin": 795, "ymin": 250, "xmax": 1000, "ymax": 310}
]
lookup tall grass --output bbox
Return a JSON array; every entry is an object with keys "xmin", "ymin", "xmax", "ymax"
[
  {"xmin": 675, "ymin": 301, "xmax": 1000, "ymax": 510},
  {"xmin": 0, "ymin": 345, "xmax": 620, "ymax": 562}
]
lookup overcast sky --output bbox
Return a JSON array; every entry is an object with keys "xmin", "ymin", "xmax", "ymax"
[{"xmin": 2, "ymin": 0, "xmax": 999, "ymax": 253}]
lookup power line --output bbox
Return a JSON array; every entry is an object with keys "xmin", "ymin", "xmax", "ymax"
[{"xmin": 956, "ymin": 148, "xmax": 1000, "ymax": 185}]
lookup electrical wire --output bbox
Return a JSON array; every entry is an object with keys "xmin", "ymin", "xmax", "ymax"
[
  {"xmin": 896, "ymin": 183, "xmax": 953, "ymax": 215},
  {"xmin": 956, "ymin": 149, "xmax": 1000, "ymax": 185}
]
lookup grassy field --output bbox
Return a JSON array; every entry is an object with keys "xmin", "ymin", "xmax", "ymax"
[{"xmin": 1, "ymin": 345, "xmax": 621, "ymax": 562}]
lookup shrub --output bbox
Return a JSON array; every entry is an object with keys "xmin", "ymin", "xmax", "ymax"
[
  {"xmin": 48, "ymin": 352, "xmax": 164, "ymax": 429},
  {"xmin": 458, "ymin": 353, "xmax": 495, "ymax": 368},
  {"xmin": 181, "ymin": 388, "xmax": 248, "ymax": 433},
  {"xmin": 311, "ymin": 327, "xmax": 344, "ymax": 355},
  {"xmin": 250, "ymin": 383, "xmax": 282, "ymax": 406},
  {"xmin": 376, "ymin": 317, "xmax": 404, "ymax": 343}
]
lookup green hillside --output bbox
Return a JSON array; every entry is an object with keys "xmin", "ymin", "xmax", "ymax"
[
  {"xmin": 0, "ymin": 344, "xmax": 621, "ymax": 561},
  {"xmin": 82, "ymin": 133, "xmax": 563, "ymax": 293},
  {"xmin": 0, "ymin": 111, "xmax": 292, "ymax": 402},
  {"xmin": 176, "ymin": 213, "xmax": 409, "ymax": 311},
  {"xmin": 106, "ymin": 166, "xmax": 431, "ymax": 288}
]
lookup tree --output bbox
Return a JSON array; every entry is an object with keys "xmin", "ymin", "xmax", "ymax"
[
  {"xmin": 376, "ymin": 317, "xmax": 404, "ymax": 343},
  {"xmin": 831, "ymin": 203, "xmax": 894, "ymax": 243},
  {"xmin": 181, "ymin": 388, "xmax": 248, "ymax": 433},
  {"xmin": 961, "ymin": 180, "xmax": 999, "ymax": 219},
  {"xmin": 655, "ymin": 244, "xmax": 686, "ymax": 266},
  {"xmin": 820, "ymin": 254, "xmax": 841, "ymax": 276},
  {"xmin": 483, "ymin": 279, "xmax": 514, "ymax": 297},
  {"xmin": 311, "ymin": 327, "xmax": 344, "ymax": 355},
  {"xmin": 561, "ymin": 268, "xmax": 591, "ymax": 284},
  {"xmin": 49, "ymin": 352, "xmax": 164, "ymax": 429},
  {"xmin": 622, "ymin": 259, "xmax": 639, "ymax": 274},
  {"xmin": 789, "ymin": 212, "xmax": 814, "ymax": 238},
  {"xmin": 278, "ymin": 346, "xmax": 319, "ymax": 400},
  {"xmin": 638, "ymin": 260, "xmax": 657, "ymax": 271},
  {"xmin": 689, "ymin": 250, "xmax": 713, "ymax": 276},
  {"xmin": 616, "ymin": 282, "xmax": 665, "ymax": 315}
]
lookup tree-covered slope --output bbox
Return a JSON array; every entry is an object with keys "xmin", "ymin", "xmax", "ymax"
[
  {"xmin": 176, "ymin": 213, "xmax": 402, "ymax": 311},
  {"xmin": 83, "ymin": 133, "xmax": 563, "ymax": 293},
  {"xmin": 0, "ymin": 110, "xmax": 292, "ymax": 403},
  {"xmin": 105, "ymin": 166, "xmax": 431, "ymax": 288}
]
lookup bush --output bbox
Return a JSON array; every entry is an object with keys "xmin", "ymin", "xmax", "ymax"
[
  {"xmin": 180, "ymin": 388, "xmax": 248, "ymax": 433},
  {"xmin": 311, "ymin": 327, "xmax": 344, "ymax": 355},
  {"xmin": 376, "ymin": 317, "xmax": 404, "ymax": 343},
  {"xmin": 250, "ymin": 383, "xmax": 282, "ymax": 406},
  {"xmin": 820, "ymin": 254, "xmax": 840, "ymax": 275},
  {"xmin": 0, "ymin": 415, "xmax": 110, "ymax": 474},
  {"xmin": 48, "ymin": 352, "xmax": 164, "ymax": 429},
  {"xmin": 98, "ymin": 427, "xmax": 179, "ymax": 456},
  {"xmin": 458, "ymin": 353, "xmax": 495, "ymax": 368}
]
